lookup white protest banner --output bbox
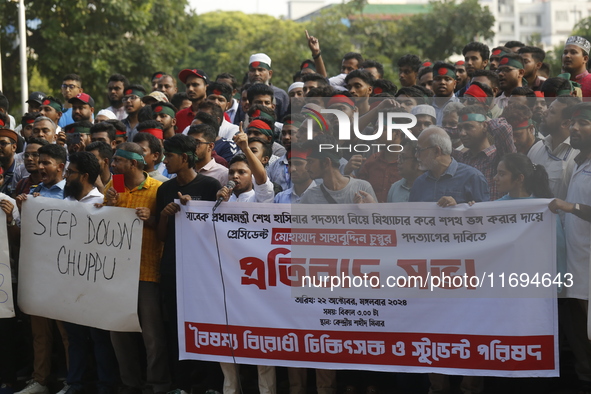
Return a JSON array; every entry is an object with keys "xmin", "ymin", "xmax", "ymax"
[
  {"xmin": 176, "ymin": 200, "xmax": 559, "ymax": 377},
  {"xmin": 0, "ymin": 210, "xmax": 15, "ymax": 318},
  {"xmin": 19, "ymin": 196, "xmax": 143, "ymax": 331}
]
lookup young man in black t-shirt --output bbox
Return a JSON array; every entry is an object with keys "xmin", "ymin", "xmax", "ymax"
[{"xmin": 155, "ymin": 134, "xmax": 220, "ymax": 391}]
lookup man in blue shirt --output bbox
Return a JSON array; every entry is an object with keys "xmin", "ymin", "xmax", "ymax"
[
  {"xmin": 409, "ymin": 126, "xmax": 489, "ymax": 205},
  {"xmin": 408, "ymin": 126, "xmax": 487, "ymax": 394}
]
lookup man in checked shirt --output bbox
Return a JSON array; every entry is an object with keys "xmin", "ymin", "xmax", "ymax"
[{"xmin": 451, "ymin": 105, "xmax": 516, "ymax": 200}]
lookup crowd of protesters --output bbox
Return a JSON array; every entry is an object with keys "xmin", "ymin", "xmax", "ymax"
[{"xmin": 0, "ymin": 29, "xmax": 591, "ymax": 394}]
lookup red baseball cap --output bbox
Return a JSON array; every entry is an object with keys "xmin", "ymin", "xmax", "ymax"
[{"xmin": 178, "ymin": 69, "xmax": 209, "ymax": 84}]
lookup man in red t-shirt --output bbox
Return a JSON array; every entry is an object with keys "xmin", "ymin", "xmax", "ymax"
[{"xmin": 175, "ymin": 69, "xmax": 209, "ymax": 132}]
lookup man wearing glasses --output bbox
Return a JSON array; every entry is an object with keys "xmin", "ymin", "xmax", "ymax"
[
  {"xmin": 409, "ymin": 126, "xmax": 489, "ymax": 206},
  {"xmin": 58, "ymin": 74, "xmax": 85, "ymax": 129},
  {"xmin": 122, "ymin": 85, "xmax": 147, "ymax": 141}
]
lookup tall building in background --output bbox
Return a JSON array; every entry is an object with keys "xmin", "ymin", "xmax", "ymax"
[{"xmin": 291, "ymin": 0, "xmax": 591, "ymax": 50}]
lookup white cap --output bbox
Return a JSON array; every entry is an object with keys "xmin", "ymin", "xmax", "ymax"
[
  {"xmin": 249, "ymin": 53, "xmax": 272, "ymax": 67},
  {"xmin": 411, "ymin": 104, "xmax": 436, "ymax": 121},
  {"xmin": 96, "ymin": 109, "xmax": 117, "ymax": 120},
  {"xmin": 288, "ymin": 82, "xmax": 304, "ymax": 94}
]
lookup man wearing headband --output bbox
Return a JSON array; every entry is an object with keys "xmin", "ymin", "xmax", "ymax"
[
  {"xmin": 152, "ymin": 102, "xmax": 177, "ymax": 140},
  {"xmin": 432, "ymin": 62, "xmax": 459, "ymax": 125},
  {"xmin": 417, "ymin": 66, "xmax": 433, "ymax": 92},
  {"xmin": 549, "ymin": 102, "xmax": 591, "ymax": 390},
  {"xmin": 495, "ymin": 53, "xmax": 525, "ymax": 109},
  {"xmin": 247, "ymin": 104, "xmax": 286, "ymax": 158},
  {"xmin": 39, "ymin": 96, "xmax": 64, "ymax": 131},
  {"xmin": 488, "ymin": 46, "xmax": 511, "ymax": 72},
  {"xmin": 563, "ymin": 36, "xmax": 591, "ymax": 97},
  {"xmin": 528, "ymin": 96, "xmax": 580, "ymax": 201},
  {"xmin": 122, "ymin": 84, "xmax": 147, "ymax": 142},
  {"xmin": 104, "ymin": 142, "xmax": 170, "ymax": 394},
  {"xmin": 502, "ymin": 103, "xmax": 538, "ymax": 154},
  {"xmin": 58, "ymin": 73, "xmax": 84, "ymax": 128},
  {"xmin": 454, "ymin": 60, "xmax": 468, "ymax": 92},
  {"xmin": 155, "ymin": 134, "xmax": 220, "ymax": 391},
  {"xmin": 453, "ymin": 105, "xmax": 515, "ymax": 200},
  {"xmin": 274, "ymin": 143, "xmax": 316, "ymax": 204},
  {"xmin": 151, "ymin": 71, "xmax": 165, "ymax": 91},
  {"xmin": 247, "ymin": 53, "xmax": 289, "ymax": 121},
  {"xmin": 21, "ymin": 112, "xmax": 42, "ymax": 142},
  {"xmin": 106, "ymin": 74, "xmax": 129, "ymax": 120},
  {"xmin": 64, "ymin": 120, "xmax": 93, "ymax": 153},
  {"xmin": 133, "ymin": 123, "xmax": 169, "ymax": 183},
  {"xmin": 206, "ymin": 82, "xmax": 239, "ymax": 140},
  {"xmin": 301, "ymin": 134, "xmax": 377, "ymax": 204}
]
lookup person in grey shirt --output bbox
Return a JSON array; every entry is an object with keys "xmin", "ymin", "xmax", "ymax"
[{"xmin": 301, "ymin": 134, "xmax": 377, "ymax": 204}]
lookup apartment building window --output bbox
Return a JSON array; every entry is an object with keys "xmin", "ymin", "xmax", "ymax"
[
  {"xmin": 500, "ymin": 22, "xmax": 514, "ymax": 33},
  {"xmin": 520, "ymin": 14, "xmax": 541, "ymax": 27},
  {"xmin": 498, "ymin": 0, "xmax": 514, "ymax": 14},
  {"xmin": 555, "ymin": 10, "xmax": 568, "ymax": 22}
]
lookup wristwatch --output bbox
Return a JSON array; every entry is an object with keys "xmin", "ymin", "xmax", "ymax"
[
  {"xmin": 6, "ymin": 219, "xmax": 16, "ymax": 227},
  {"xmin": 573, "ymin": 203, "xmax": 581, "ymax": 213}
]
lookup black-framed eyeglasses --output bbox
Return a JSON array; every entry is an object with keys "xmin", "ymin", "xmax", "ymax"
[
  {"xmin": 0, "ymin": 141, "xmax": 14, "ymax": 148},
  {"xmin": 195, "ymin": 141, "xmax": 213, "ymax": 146},
  {"xmin": 414, "ymin": 146, "xmax": 436, "ymax": 154},
  {"xmin": 122, "ymin": 95, "xmax": 139, "ymax": 102}
]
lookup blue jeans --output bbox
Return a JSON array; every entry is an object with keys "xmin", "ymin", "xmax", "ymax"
[{"xmin": 63, "ymin": 322, "xmax": 118, "ymax": 391}]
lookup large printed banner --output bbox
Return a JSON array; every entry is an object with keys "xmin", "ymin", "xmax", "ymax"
[
  {"xmin": 19, "ymin": 196, "xmax": 143, "ymax": 331},
  {"xmin": 176, "ymin": 200, "xmax": 559, "ymax": 377},
  {"xmin": 0, "ymin": 210, "xmax": 14, "ymax": 318}
]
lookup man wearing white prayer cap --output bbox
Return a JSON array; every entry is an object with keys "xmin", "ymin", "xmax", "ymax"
[{"xmin": 247, "ymin": 53, "xmax": 289, "ymax": 121}]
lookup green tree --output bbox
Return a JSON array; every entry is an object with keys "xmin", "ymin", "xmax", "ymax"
[
  {"xmin": 181, "ymin": 11, "xmax": 309, "ymax": 91},
  {"xmin": 1, "ymin": 0, "xmax": 192, "ymax": 111},
  {"xmin": 397, "ymin": 0, "xmax": 495, "ymax": 61}
]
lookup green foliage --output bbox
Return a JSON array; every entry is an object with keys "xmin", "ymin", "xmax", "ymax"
[
  {"xmin": 180, "ymin": 12, "xmax": 308, "ymax": 91},
  {"xmin": 396, "ymin": 0, "xmax": 495, "ymax": 62},
  {"xmin": 573, "ymin": 17, "xmax": 591, "ymax": 42},
  {"xmin": 2, "ymin": 0, "xmax": 191, "ymax": 110},
  {"xmin": 0, "ymin": 0, "xmax": 495, "ymax": 116}
]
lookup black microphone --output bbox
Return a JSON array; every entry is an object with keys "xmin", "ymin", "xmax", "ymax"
[{"xmin": 213, "ymin": 181, "xmax": 236, "ymax": 211}]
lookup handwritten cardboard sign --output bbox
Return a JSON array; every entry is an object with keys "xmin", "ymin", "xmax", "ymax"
[{"xmin": 19, "ymin": 196, "xmax": 143, "ymax": 331}]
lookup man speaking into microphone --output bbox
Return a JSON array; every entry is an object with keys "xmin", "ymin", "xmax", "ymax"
[{"xmin": 155, "ymin": 134, "xmax": 220, "ymax": 391}]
